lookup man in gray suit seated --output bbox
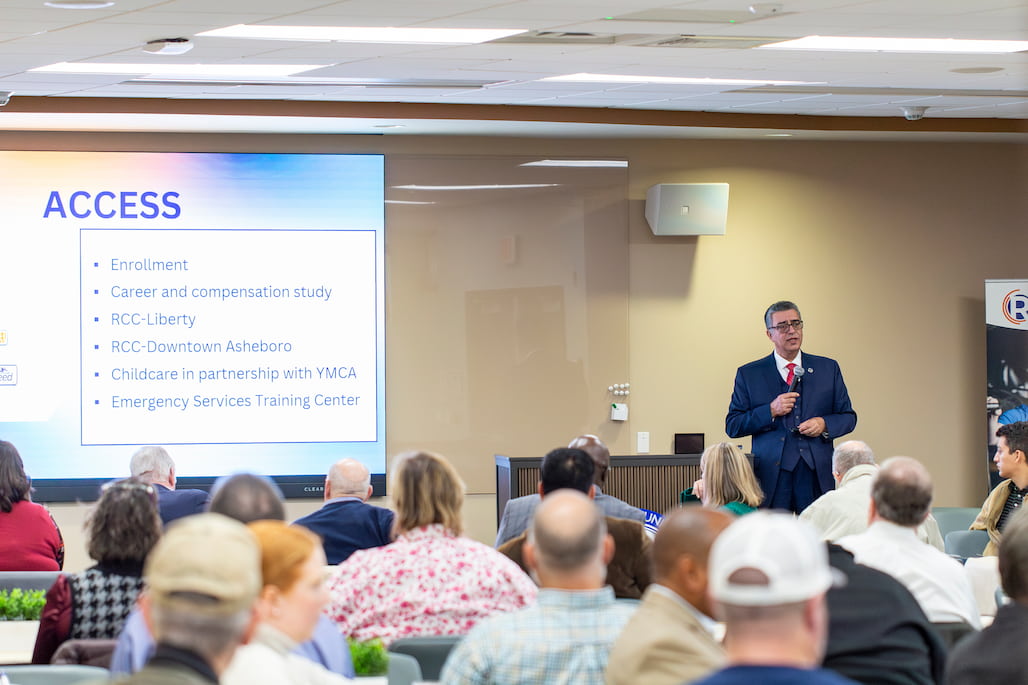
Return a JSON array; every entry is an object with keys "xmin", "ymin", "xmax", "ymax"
[{"xmin": 495, "ymin": 434, "xmax": 645, "ymax": 547}]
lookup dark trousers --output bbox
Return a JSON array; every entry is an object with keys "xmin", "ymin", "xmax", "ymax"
[{"xmin": 769, "ymin": 459, "xmax": 818, "ymax": 514}]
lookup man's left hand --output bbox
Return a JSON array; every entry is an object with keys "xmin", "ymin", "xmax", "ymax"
[{"xmin": 797, "ymin": 417, "xmax": 826, "ymax": 437}]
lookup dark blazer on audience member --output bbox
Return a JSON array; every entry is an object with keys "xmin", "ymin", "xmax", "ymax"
[
  {"xmin": 823, "ymin": 543, "xmax": 946, "ymax": 685},
  {"xmin": 498, "ymin": 515, "xmax": 652, "ymax": 599},
  {"xmin": 945, "ymin": 601, "xmax": 1028, "ymax": 684},
  {"xmin": 293, "ymin": 498, "xmax": 395, "ymax": 565},
  {"xmin": 154, "ymin": 484, "xmax": 209, "ymax": 526}
]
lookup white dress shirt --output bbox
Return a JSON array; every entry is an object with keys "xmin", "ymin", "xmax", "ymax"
[{"xmin": 838, "ymin": 520, "xmax": 981, "ymax": 628}]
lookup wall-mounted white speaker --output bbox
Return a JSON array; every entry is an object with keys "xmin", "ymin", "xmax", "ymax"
[{"xmin": 645, "ymin": 183, "xmax": 729, "ymax": 236}]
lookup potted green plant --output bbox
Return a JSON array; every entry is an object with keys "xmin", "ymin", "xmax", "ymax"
[
  {"xmin": 0, "ymin": 589, "xmax": 46, "ymax": 660},
  {"xmin": 348, "ymin": 637, "xmax": 389, "ymax": 678}
]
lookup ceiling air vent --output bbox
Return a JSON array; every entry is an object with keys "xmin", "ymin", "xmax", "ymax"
[{"xmin": 492, "ymin": 31, "xmax": 616, "ymax": 44}]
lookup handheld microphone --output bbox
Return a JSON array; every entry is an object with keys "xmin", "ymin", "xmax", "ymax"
[{"xmin": 787, "ymin": 366, "xmax": 805, "ymax": 393}]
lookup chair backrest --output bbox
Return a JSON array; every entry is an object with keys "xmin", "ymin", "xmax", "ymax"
[
  {"xmin": 388, "ymin": 635, "xmax": 461, "ymax": 681},
  {"xmin": 0, "ymin": 571, "xmax": 62, "ymax": 593},
  {"xmin": 929, "ymin": 621, "xmax": 977, "ymax": 650},
  {"xmin": 931, "ymin": 507, "xmax": 981, "ymax": 538},
  {"xmin": 51, "ymin": 639, "xmax": 118, "ymax": 668},
  {"xmin": 945, "ymin": 529, "xmax": 990, "ymax": 559},
  {"xmin": 386, "ymin": 651, "xmax": 423, "ymax": 685},
  {"xmin": 0, "ymin": 664, "xmax": 109, "ymax": 685}
]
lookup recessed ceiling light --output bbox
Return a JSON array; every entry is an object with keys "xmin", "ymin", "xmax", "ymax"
[
  {"xmin": 44, "ymin": 1, "xmax": 114, "ymax": 8},
  {"xmin": 540, "ymin": 73, "xmax": 823, "ymax": 86},
  {"xmin": 765, "ymin": 133, "xmax": 793, "ymax": 137},
  {"xmin": 28, "ymin": 62, "xmax": 328, "ymax": 77},
  {"xmin": 373, "ymin": 124, "xmax": 405, "ymax": 129},
  {"xmin": 393, "ymin": 184, "xmax": 560, "ymax": 191},
  {"xmin": 758, "ymin": 36, "xmax": 1028, "ymax": 53},
  {"xmin": 520, "ymin": 160, "xmax": 628, "ymax": 168},
  {"xmin": 198, "ymin": 24, "xmax": 525, "ymax": 44}
]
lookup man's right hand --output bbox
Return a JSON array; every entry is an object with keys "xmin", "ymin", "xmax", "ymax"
[{"xmin": 771, "ymin": 392, "xmax": 799, "ymax": 417}]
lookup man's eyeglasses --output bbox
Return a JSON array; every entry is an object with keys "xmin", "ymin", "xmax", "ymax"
[{"xmin": 769, "ymin": 320, "xmax": 804, "ymax": 333}]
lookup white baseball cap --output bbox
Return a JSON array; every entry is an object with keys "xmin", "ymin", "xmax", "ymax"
[{"xmin": 709, "ymin": 512, "xmax": 844, "ymax": 606}]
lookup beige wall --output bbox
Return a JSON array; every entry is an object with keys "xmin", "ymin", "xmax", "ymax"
[{"xmin": 5, "ymin": 132, "xmax": 1024, "ymax": 571}]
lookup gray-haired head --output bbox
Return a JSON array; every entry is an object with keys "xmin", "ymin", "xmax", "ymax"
[
  {"xmin": 327, "ymin": 458, "xmax": 371, "ymax": 498},
  {"xmin": 872, "ymin": 457, "xmax": 933, "ymax": 527},
  {"xmin": 528, "ymin": 489, "xmax": 606, "ymax": 575},
  {"xmin": 832, "ymin": 441, "xmax": 876, "ymax": 476},
  {"xmin": 764, "ymin": 300, "xmax": 801, "ymax": 329},
  {"xmin": 130, "ymin": 446, "xmax": 174, "ymax": 484}
]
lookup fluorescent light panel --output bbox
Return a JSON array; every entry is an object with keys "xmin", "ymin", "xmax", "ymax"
[
  {"xmin": 28, "ymin": 63, "xmax": 327, "ymax": 77},
  {"xmin": 520, "ymin": 160, "xmax": 628, "ymax": 168},
  {"xmin": 541, "ymin": 73, "xmax": 823, "ymax": 86},
  {"xmin": 198, "ymin": 24, "xmax": 525, "ymax": 44},
  {"xmin": 759, "ymin": 36, "xmax": 1028, "ymax": 53},
  {"xmin": 393, "ymin": 184, "xmax": 560, "ymax": 191}
]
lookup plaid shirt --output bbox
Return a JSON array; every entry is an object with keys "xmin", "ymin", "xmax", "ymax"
[{"xmin": 440, "ymin": 586, "xmax": 636, "ymax": 685}]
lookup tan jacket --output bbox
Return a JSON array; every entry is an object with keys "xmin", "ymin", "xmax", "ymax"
[
  {"xmin": 498, "ymin": 515, "xmax": 652, "ymax": 599},
  {"xmin": 605, "ymin": 585, "xmax": 725, "ymax": 685},
  {"xmin": 970, "ymin": 479, "xmax": 1010, "ymax": 556}
]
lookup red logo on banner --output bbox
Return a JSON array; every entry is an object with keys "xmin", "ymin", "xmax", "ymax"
[{"xmin": 1002, "ymin": 289, "xmax": 1028, "ymax": 325}]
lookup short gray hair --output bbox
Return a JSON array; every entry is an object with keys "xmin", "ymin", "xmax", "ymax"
[
  {"xmin": 328, "ymin": 459, "xmax": 371, "ymax": 497},
  {"xmin": 764, "ymin": 300, "xmax": 801, "ymax": 329},
  {"xmin": 832, "ymin": 441, "xmax": 876, "ymax": 475},
  {"xmin": 872, "ymin": 457, "xmax": 933, "ymax": 527},
  {"xmin": 150, "ymin": 601, "xmax": 252, "ymax": 661},
  {"xmin": 130, "ymin": 446, "xmax": 174, "ymax": 483}
]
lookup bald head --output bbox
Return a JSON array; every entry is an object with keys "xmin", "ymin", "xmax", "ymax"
[
  {"xmin": 653, "ymin": 507, "xmax": 733, "ymax": 580},
  {"xmin": 528, "ymin": 489, "xmax": 607, "ymax": 578},
  {"xmin": 872, "ymin": 456, "xmax": 933, "ymax": 527},
  {"xmin": 568, "ymin": 434, "xmax": 610, "ymax": 487},
  {"xmin": 326, "ymin": 459, "xmax": 372, "ymax": 500}
]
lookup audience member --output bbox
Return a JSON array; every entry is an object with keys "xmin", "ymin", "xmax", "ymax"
[
  {"xmin": 971, "ymin": 420, "xmax": 1028, "ymax": 555},
  {"xmin": 207, "ymin": 472, "xmax": 286, "ymax": 523},
  {"xmin": 606, "ymin": 507, "xmax": 731, "ymax": 685},
  {"xmin": 800, "ymin": 441, "xmax": 944, "ymax": 549},
  {"xmin": 692, "ymin": 513, "xmax": 857, "ymax": 685},
  {"xmin": 684, "ymin": 442, "xmax": 763, "ymax": 515},
  {"xmin": 293, "ymin": 458, "xmax": 393, "ymax": 564},
  {"xmin": 325, "ymin": 451, "xmax": 536, "ymax": 645},
  {"xmin": 0, "ymin": 440, "xmax": 64, "ymax": 571},
  {"xmin": 946, "ymin": 506, "xmax": 1028, "ymax": 683},
  {"xmin": 441, "ymin": 489, "xmax": 636, "ymax": 684},
  {"xmin": 222, "ymin": 521, "xmax": 351, "ymax": 685},
  {"xmin": 498, "ymin": 447, "xmax": 652, "ymax": 599},
  {"xmin": 130, "ymin": 446, "xmax": 209, "ymax": 525},
  {"xmin": 110, "ymin": 513, "xmax": 262, "ymax": 684},
  {"xmin": 495, "ymin": 434, "xmax": 644, "ymax": 546},
  {"xmin": 110, "ymin": 473, "xmax": 355, "ymax": 679},
  {"xmin": 837, "ymin": 457, "xmax": 981, "ymax": 628},
  {"xmin": 32, "ymin": 477, "xmax": 161, "ymax": 664},
  {"xmin": 824, "ymin": 543, "xmax": 946, "ymax": 685}
]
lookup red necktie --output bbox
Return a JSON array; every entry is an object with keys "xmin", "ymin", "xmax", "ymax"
[{"xmin": 785, "ymin": 363, "xmax": 796, "ymax": 386}]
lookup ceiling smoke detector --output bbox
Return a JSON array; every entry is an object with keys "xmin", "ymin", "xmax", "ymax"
[
  {"xmin": 901, "ymin": 106, "xmax": 928, "ymax": 121},
  {"xmin": 143, "ymin": 38, "xmax": 194, "ymax": 55}
]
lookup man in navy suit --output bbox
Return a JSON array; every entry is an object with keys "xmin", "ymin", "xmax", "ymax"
[
  {"xmin": 726, "ymin": 301, "xmax": 857, "ymax": 514},
  {"xmin": 130, "ymin": 445, "xmax": 209, "ymax": 525},
  {"xmin": 293, "ymin": 458, "xmax": 393, "ymax": 564}
]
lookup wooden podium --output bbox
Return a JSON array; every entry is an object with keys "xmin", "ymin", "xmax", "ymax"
[{"xmin": 494, "ymin": 453, "xmax": 702, "ymax": 524}]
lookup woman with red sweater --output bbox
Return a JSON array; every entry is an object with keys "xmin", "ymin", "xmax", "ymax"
[{"xmin": 0, "ymin": 440, "xmax": 64, "ymax": 571}]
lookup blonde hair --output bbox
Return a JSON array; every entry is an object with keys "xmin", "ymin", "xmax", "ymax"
[
  {"xmin": 390, "ymin": 451, "xmax": 464, "ymax": 536},
  {"xmin": 701, "ymin": 442, "xmax": 763, "ymax": 509},
  {"xmin": 248, "ymin": 520, "xmax": 321, "ymax": 593}
]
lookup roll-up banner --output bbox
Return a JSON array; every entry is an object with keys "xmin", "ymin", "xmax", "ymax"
[{"xmin": 986, "ymin": 279, "xmax": 1028, "ymax": 488}]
